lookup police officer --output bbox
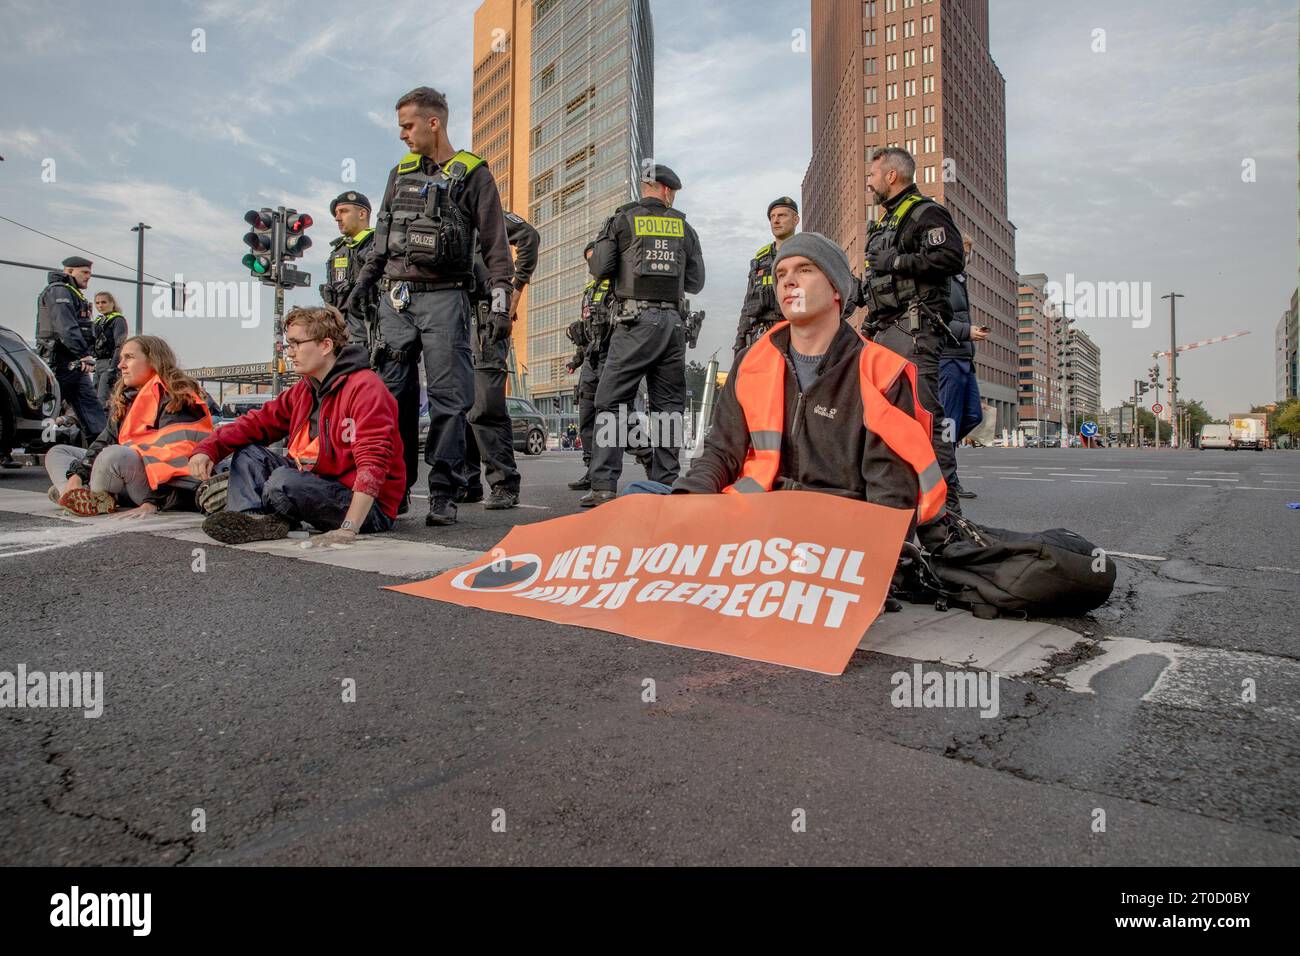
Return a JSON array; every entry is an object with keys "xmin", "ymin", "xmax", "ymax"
[
  {"xmin": 90, "ymin": 291, "xmax": 128, "ymax": 405},
  {"xmin": 320, "ymin": 191, "xmax": 376, "ymax": 348},
  {"xmin": 567, "ymin": 242, "xmax": 613, "ymax": 490},
  {"xmin": 36, "ymin": 256, "xmax": 107, "ymax": 438},
  {"xmin": 461, "ymin": 209, "xmax": 539, "ymax": 510},
  {"xmin": 859, "ymin": 146, "xmax": 965, "ymax": 513},
  {"xmin": 581, "ymin": 165, "xmax": 705, "ymax": 506},
  {"xmin": 345, "ymin": 86, "xmax": 514, "ymax": 527},
  {"xmin": 733, "ymin": 196, "xmax": 799, "ymax": 360}
]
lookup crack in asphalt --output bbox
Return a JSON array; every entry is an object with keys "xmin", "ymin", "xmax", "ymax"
[{"xmin": 35, "ymin": 723, "xmax": 197, "ymax": 865}]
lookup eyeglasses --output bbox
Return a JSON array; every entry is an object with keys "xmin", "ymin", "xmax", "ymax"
[{"xmin": 283, "ymin": 337, "xmax": 320, "ymax": 351}]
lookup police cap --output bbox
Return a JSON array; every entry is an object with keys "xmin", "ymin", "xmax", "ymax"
[
  {"xmin": 61, "ymin": 256, "xmax": 93, "ymax": 268},
  {"xmin": 767, "ymin": 196, "xmax": 798, "ymax": 217},
  {"xmin": 330, "ymin": 191, "xmax": 372, "ymax": 215},
  {"xmin": 642, "ymin": 164, "xmax": 682, "ymax": 191}
]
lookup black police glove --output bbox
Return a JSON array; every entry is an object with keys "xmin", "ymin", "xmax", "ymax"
[
  {"xmin": 867, "ymin": 252, "xmax": 898, "ymax": 275},
  {"xmin": 483, "ymin": 309, "xmax": 513, "ymax": 345}
]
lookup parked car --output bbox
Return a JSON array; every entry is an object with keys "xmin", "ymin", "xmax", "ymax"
[
  {"xmin": 507, "ymin": 396, "xmax": 548, "ymax": 455},
  {"xmin": 0, "ymin": 324, "xmax": 60, "ymax": 456},
  {"xmin": 1041, "ymin": 436, "xmax": 1061, "ymax": 448},
  {"xmin": 1024, "ymin": 435, "xmax": 1041, "ymax": 448},
  {"xmin": 1199, "ymin": 423, "xmax": 1232, "ymax": 450},
  {"xmin": 214, "ymin": 393, "xmax": 272, "ymax": 427}
]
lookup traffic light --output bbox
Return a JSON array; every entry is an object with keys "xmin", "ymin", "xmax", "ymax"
[
  {"xmin": 282, "ymin": 210, "xmax": 313, "ymax": 259},
  {"xmin": 242, "ymin": 208, "xmax": 274, "ymax": 276}
]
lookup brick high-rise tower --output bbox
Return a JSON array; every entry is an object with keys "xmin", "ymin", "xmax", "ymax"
[{"xmin": 802, "ymin": 0, "xmax": 1019, "ymax": 429}]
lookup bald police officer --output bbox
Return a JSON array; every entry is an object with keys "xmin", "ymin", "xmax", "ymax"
[
  {"xmin": 36, "ymin": 255, "xmax": 107, "ymax": 438},
  {"xmin": 733, "ymin": 196, "xmax": 800, "ymax": 360},
  {"xmin": 859, "ymin": 146, "xmax": 964, "ymax": 513},
  {"xmin": 345, "ymin": 86, "xmax": 514, "ymax": 527},
  {"xmin": 581, "ymin": 165, "xmax": 704, "ymax": 506}
]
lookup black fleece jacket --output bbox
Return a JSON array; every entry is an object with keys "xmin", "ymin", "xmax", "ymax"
[{"xmin": 674, "ymin": 321, "xmax": 923, "ymax": 520}]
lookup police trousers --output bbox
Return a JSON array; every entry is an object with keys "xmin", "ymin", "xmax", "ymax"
[
  {"xmin": 589, "ymin": 308, "xmax": 686, "ymax": 491},
  {"xmin": 92, "ymin": 358, "xmax": 119, "ymax": 406},
  {"xmin": 873, "ymin": 323, "xmax": 960, "ymax": 506},
  {"xmin": 577, "ymin": 349, "xmax": 603, "ymax": 469},
  {"xmin": 463, "ymin": 338, "xmax": 519, "ymax": 494},
  {"xmin": 55, "ymin": 363, "xmax": 107, "ymax": 439},
  {"xmin": 374, "ymin": 289, "xmax": 474, "ymax": 497}
]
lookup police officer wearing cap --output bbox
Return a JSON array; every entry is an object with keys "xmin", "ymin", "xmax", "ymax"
[
  {"xmin": 36, "ymin": 255, "xmax": 107, "ymax": 437},
  {"xmin": 461, "ymin": 208, "xmax": 539, "ymax": 510},
  {"xmin": 859, "ymin": 146, "xmax": 965, "ymax": 513},
  {"xmin": 320, "ymin": 190, "xmax": 376, "ymax": 348},
  {"xmin": 345, "ymin": 86, "xmax": 514, "ymax": 527},
  {"xmin": 581, "ymin": 164, "xmax": 705, "ymax": 506},
  {"xmin": 733, "ymin": 196, "xmax": 800, "ymax": 359}
]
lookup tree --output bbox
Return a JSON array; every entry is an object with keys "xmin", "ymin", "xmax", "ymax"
[
  {"xmin": 1180, "ymin": 398, "xmax": 1212, "ymax": 443},
  {"xmin": 1273, "ymin": 399, "xmax": 1300, "ymax": 442},
  {"xmin": 1135, "ymin": 407, "xmax": 1172, "ymax": 443},
  {"xmin": 685, "ymin": 360, "xmax": 709, "ymax": 413}
]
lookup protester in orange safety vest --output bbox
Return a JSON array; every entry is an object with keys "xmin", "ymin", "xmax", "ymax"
[
  {"xmin": 44, "ymin": 335, "xmax": 213, "ymax": 517},
  {"xmin": 659, "ymin": 231, "xmax": 946, "ymax": 532}
]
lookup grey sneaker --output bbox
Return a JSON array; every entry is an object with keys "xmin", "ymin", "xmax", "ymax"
[
  {"xmin": 484, "ymin": 486, "xmax": 519, "ymax": 510},
  {"xmin": 426, "ymin": 496, "xmax": 457, "ymax": 526}
]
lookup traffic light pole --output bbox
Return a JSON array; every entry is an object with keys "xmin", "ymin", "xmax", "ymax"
[
  {"xmin": 1162, "ymin": 292, "xmax": 1184, "ymax": 449},
  {"xmin": 131, "ymin": 222, "xmax": 150, "ymax": 336}
]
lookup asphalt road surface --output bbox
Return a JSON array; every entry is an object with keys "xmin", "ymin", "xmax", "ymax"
[{"xmin": 1, "ymin": 445, "xmax": 1297, "ymax": 865}]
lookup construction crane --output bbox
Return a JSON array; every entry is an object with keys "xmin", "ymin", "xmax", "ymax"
[
  {"xmin": 1148, "ymin": 330, "xmax": 1250, "ymax": 443},
  {"xmin": 1150, "ymin": 330, "xmax": 1251, "ymax": 359}
]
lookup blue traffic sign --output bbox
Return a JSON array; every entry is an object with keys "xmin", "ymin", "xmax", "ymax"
[{"xmin": 1080, "ymin": 421, "xmax": 1099, "ymax": 438}]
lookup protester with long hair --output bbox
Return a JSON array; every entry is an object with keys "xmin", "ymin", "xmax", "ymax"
[{"xmin": 45, "ymin": 335, "xmax": 213, "ymax": 517}]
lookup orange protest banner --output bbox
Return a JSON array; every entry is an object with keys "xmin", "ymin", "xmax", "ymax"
[{"xmin": 387, "ymin": 491, "xmax": 912, "ymax": 675}]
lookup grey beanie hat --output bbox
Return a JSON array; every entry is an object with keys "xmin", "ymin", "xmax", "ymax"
[{"xmin": 771, "ymin": 232, "xmax": 856, "ymax": 313}]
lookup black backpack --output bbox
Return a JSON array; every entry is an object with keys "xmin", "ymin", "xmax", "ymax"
[{"xmin": 902, "ymin": 514, "xmax": 1117, "ymax": 620}]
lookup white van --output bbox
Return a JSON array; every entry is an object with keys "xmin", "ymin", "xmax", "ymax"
[{"xmin": 1199, "ymin": 423, "xmax": 1232, "ymax": 450}]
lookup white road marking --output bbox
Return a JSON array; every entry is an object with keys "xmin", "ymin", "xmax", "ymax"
[
  {"xmin": 997, "ymin": 476, "xmax": 1054, "ymax": 481},
  {"xmin": 1048, "ymin": 473, "xmax": 1094, "ymax": 478},
  {"xmin": 1104, "ymin": 551, "xmax": 1167, "ymax": 561},
  {"xmin": 1150, "ymin": 483, "xmax": 1214, "ymax": 488},
  {"xmin": 1076, "ymin": 468, "xmax": 1124, "ymax": 472},
  {"xmin": 0, "ymin": 489, "xmax": 480, "ymax": 578},
  {"xmin": 1234, "ymin": 486, "xmax": 1300, "ymax": 492},
  {"xmin": 1194, "ymin": 471, "xmax": 1239, "ymax": 475},
  {"xmin": 1185, "ymin": 477, "xmax": 1239, "ymax": 482},
  {"xmin": 1071, "ymin": 479, "xmax": 1127, "ymax": 485}
]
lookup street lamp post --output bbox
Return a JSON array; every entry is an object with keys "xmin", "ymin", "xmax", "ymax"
[{"xmin": 1162, "ymin": 292, "xmax": 1184, "ymax": 449}]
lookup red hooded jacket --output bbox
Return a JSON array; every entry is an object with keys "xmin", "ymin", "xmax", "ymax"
[{"xmin": 193, "ymin": 345, "xmax": 406, "ymax": 517}]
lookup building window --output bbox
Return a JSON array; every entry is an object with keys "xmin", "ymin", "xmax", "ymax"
[
  {"xmin": 885, "ymin": 0, "xmax": 896, "ymax": 11},
  {"xmin": 923, "ymin": 74, "xmax": 935, "ymax": 93},
  {"xmin": 865, "ymin": 2, "xmax": 876, "ymax": 16},
  {"xmin": 923, "ymin": 165, "xmax": 936, "ymax": 183},
  {"xmin": 886, "ymin": 53, "xmax": 897, "ymax": 71},
  {"xmin": 924, "ymin": 134, "xmax": 936, "ymax": 152},
  {"xmin": 922, "ymin": 45, "xmax": 934, "ymax": 63},
  {"xmin": 905, "ymin": 108, "xmax": 916, "ymax": 126},
  {"xmin": 531, "ymin": 170, "xmax": 554, "ymax": 200},
  {"xmin": 922, "ymin": 14, "xmax": 934, "ymax": 31},
  {"xmin": 924, "ymin": 104, "xmax": 935, "ymax": 122},
  {"xmin": 865, "ymin": 115, "xmax": 879, "ymax": 133},
  {"xmin": 886, "ymin": 83, "xmax": 897, "ymax": 100},
  {"xmin": 864, "ymin": 57, "xmax": 877, "ymax": 75},
  {"xmin": 538, "ymin": 64, "xmax": 556, "ymax": 95},
  {"xmin": 886, "ymin": 112, "xmax": 898, "ymax": 130},
  {"xmin": 903, "ymin": 20, "xmax": 915, "ymax": 37},
  {"xmin": 903, "ymin": 49, "xmax": 916, "ymax": 67},
  {"xmin": 904, "ymin": 78, "xmax": 916, "ymax": 96},
  {"xmin": 906, "ymin": 138, "xmax": 917, "ymax": 154},
  {"xmin": 865, "ymin": 86, "xmax": 878, "ymax": 104},
  {"xmin": 865, "ymin": 29, "xmax": 876, "ymax": 46},
  {"xmin": 885, "ymin": 24, "xmax": 896, "ymax": 41}
]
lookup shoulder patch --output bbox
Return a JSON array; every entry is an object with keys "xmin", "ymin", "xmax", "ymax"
[
  {"xmin": 926, "ymin": 227, "xmax": 946, "ymax": 246},
  {"xmin": 504, "ymin": 211, "xmax": 523, "ymax": 224},
  {"xmin": 754, "ymin": 242, "xmax": 774, "ymax": 260}
]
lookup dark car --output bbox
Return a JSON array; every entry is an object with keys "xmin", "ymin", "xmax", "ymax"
[
  {"xmin": 0, "ymin": 325, "xmax": 60, "ymax": 456},
  {"xmin": 507, "ymin": 396, "xmax": 548, "ymax": 456}
]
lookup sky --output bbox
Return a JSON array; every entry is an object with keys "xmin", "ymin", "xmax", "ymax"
[{"xmin": 1, "ymin": 0, "xmax": 1295, "ymax": 418}]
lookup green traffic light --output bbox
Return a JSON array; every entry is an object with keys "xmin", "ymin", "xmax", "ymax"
[{"xmin": 242, "ymin": 253, "xmax": 269, "ymax": 275}]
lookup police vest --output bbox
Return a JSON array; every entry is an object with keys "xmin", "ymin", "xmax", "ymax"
[
  {"xmin": 118, "ymin": 375, "xmax": 214, "ymax": 490},
  {"xmin": 722, "ymin": 323, "xmax": 947, "ymax": 525},
  {"xmin": 287, "ymin": 419, "xmax": 320, "ymax": 472},
  {"xmin": 328, "ymin": 228, "xmax": 375, "ymax": 288},
  {"xmin": 92, "ymin": 311, "xmax": 125, "ymax": 360},
  {"xmin": 36, "ymin": 276, "xmax": 92, "ymax": 356},
  {"xmin": 582, "ymin": 278, "xmax": 612, "ymax": 318},
  {"xmin": 741, "ymin": 241, "xmax": 781, "ymax": 329},
  {"xmin": 381, "ymin": 150, "xmax": 484, "ymax": 282},
  {"xmin": 613, "ymin": 201, "xmax": 690, "ymax": 303},
  {"xmin": 863, "ymin": 191, "xmax": 950, "ymax": 317}
]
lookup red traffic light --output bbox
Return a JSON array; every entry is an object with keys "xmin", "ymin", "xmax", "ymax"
[
  {"xmin": 244, "ymin": 208, "xmax": 274, "ymax": 230},
  {"xmin": 287, "ymin": 213, "xmax": 313, "ymax": 233}
]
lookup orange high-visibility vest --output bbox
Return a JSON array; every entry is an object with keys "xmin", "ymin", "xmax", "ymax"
[
  {"xmin": 287, "ymin": 420, "xmax": 320, "ymax": 471},
  {"xmin": 722, "ymin": 322, "xmax": 947, "ymax": 524},
  {"xmin": 118, "ymin": 375, "xmax": 213, "ymax": 490}
]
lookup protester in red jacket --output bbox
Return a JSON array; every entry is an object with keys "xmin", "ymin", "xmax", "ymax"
[{"xmin": 189, "ymin": 306, "xmax": 405, "ymax": 546}]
